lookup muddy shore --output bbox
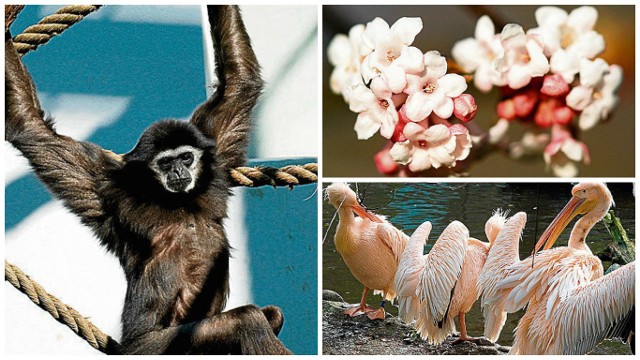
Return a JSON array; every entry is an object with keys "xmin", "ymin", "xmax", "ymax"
[{"xmin": 322, "ymin": 290, "xmax": 632, "ymax": 355}]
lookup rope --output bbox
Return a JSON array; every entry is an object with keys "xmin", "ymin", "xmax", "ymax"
[
  {"xmin": 5, "ymin": 260, "xmax": 121, "ymax": 354},
  {"xmin": 12, "ymin": 5, "xmax": 102, "ymax": 56},
  {"xmin": 231, "ymin": 163, "xmax": 317, "ymax": 188}
]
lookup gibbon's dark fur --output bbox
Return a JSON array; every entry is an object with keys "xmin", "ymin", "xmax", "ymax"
[
  {"xmin": 117, "ymin": 120, "xmax": 220, "ymax": 206},
  {"xmin": 5, "ymin": 5, "xmax": 291, "ymax": 355}
]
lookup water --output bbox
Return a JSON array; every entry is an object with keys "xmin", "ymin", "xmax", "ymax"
[{"xmin": 322, "ymin": 182, "xmax": 635, "ymax": 346}]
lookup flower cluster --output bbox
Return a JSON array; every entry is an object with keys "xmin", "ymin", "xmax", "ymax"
[
  {"xmin": 452, "ymin": 6, "xmax": 622, "ymax": 176},
  {"xmin": 329, "ymin": 7, "xmax": 622, "ymax": 177},
  {"xmin": 328, "ymin": 17, "xmax": 477, "ymax": 174}
]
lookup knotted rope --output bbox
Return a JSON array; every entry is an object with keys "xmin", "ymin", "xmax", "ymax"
[
  {"xmin": 231, "ymin": 163, "xmax": 318, "ymax": 187},
  {"xmin": 5, "ymin": 260, "xmax": 121, "ymax": 354},
  {"xmin": 12, "ymin": 5, "xmax": 102, "ymax": 56}
]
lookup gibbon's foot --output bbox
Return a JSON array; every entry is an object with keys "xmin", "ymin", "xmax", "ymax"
[
  {"xmin": 365, "ymin": 307, "xmax": 386, "ymax": 320},
  {"xmin": 261, "ymin": 305, "xmax": 285, "ymax": 336},
  {"xmin": 343, "ymin": 305, "xmax": 375, "ymax": 317}
]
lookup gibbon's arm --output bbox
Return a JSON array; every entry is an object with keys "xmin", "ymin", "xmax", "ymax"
[
  {"xmin": 190, "ymin": 5, "xmax": 264, "ymax": 171},
  {"xmin": 5, "ymin": 37, "xmax": 118, "ymax": 235}
]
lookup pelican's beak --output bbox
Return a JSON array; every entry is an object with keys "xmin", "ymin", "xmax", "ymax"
[
  {"xmin": 533, "ymin": 195, "xmax": 595, "ymax": 254},
  {"xmin": 350, "ymin": 204, "xmax": 382, "ymax": 223}
]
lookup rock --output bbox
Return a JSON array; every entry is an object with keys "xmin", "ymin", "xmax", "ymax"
[
  {"xmin": 323, "ymin": 289, "xmax": 344, "ymax": 302},
  {"xmin": 474, "ymin": 337, "xmax": 495, "ymax": 347},
  {"xmin": 474, "ymin": 346, "xmax": 501, "ymax": 355}
]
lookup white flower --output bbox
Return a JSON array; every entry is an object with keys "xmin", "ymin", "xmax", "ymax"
[
  {"xmin": 451, "ymin": 15, "xmax": 506, "ymax": 92},
  {"xmin": 449, "ymin": 124, "xmax": 472, "ymax": 161},
  {"xmin": 367, "ymin": 46, "xmax": 425, "ymax": 97},
  {"xmin": 389, "ymin": 140, "xmax": 413, "ymax": 165},
  {"xmin": 531, "ymin": 6, "xmax": 605, "ymax": 83},
  {"xmin": 389, "ymin": 122, "xmax": 470, "ymax": 172},
  {"xmin": 488, "ymin": 118, "xmax": 510, "ymax": 144},
  {"xmin": 360, "ymin": 17, "xmax": 424, "ymax": 89},
  {"xmin": 327, "ymin": 24, "xmax": 367, "ymax": 100},
  {"xmin": 578, "ymin": 65, "xmax": 623, "ymax": 130},
  {"xmin": 566, "ymin": 59, "xmax": 623, "ymax": 130},
  {"xmin": 403, "ymin": 51, "xmax": 468, "ymax": 121},
  {"xmin": 495, "ymin": 24, "xmax": 549, "ymax": 89},
  {"xmin": 348, "ymin": 83, "xmax": 399, "ymax": 140},
  {"xmin": 509, "ymin": 131, "xmax": 550, "ymax": 158},
  {"xmin": 544, "ymin": 125, "xmax": 590, "ymax": 177}
]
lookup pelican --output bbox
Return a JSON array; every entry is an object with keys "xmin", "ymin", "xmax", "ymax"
[
  {"xmin": 394, "ymin": 212, "xmax": 506, "ymax": 344},
  {"xmin": 477, "ymin": 211, "xmax": 528, "ymax": 342},
  {"xmin": 325, "ymin": 182, "xmax": 408, "ymax": 320},
  {"xmin": 481, "ymin": 182, "xmax": 635, "ymax": 354}
]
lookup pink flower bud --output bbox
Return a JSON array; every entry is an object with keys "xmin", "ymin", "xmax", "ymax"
[
  {"xmin": 448, "ymin": 123, "xmax": 469, "ymax": 136},
  {"xmin": 374, "ymin": 143, "xmax": 400, "ymax": 175},
  {"xmin": 497, "ymin": 99, "xmax": 516, "ymax": 120},
  {"xmin": 541, "ymin": 74, "xmax": 570, "ymax": 97},
  {"xmin": 535, "ymin": 98, "xmax": 575, "ymax": 127},
  {"xmin": 534, "ymin": 98, "xmax": 555, "ymax": 128},
  {"xmin": 390, "ymin": 123, "xmax": 407, "ymax": 143},
  {"xmin": 453, "ymin": 94, "xmax": 477, "ymax": 122},
  {"xmin": 552, "ymin": 106, "xmax": 575, "ymax": 126},
  {"xmin": 390, "ymin": 107, "xmax": 413, "ymax": 142},
  {"xmin": 513, "ymin": 89, "xmax": 538, "ymax": 118}
]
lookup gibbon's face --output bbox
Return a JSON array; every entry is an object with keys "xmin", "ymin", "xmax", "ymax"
[{"xmin": 150, "ymin": 145, "xmax": 203, "ymax": 193}]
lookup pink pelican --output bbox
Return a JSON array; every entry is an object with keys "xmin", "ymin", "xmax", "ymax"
[
  {"xmin": 394, "ymin": 212, "xmax": 506, "ymax": 344},
  {"xmin": 326, "ymin": 182, "xmax": 408, "ymax": 320},
  {"xmin": 479, "ymin": 183, "xmax": 635, "ymax": 354}
]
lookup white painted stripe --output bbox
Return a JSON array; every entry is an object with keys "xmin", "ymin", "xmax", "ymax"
[
  {"xmin": 224, "ymin": 188, "xmax": 254, "ymax": 309},
  {"xmin": 42, "ymin": 93, "xmax": 131, "ymax": 140}
]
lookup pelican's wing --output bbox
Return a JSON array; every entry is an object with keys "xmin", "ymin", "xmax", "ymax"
[
  {"xmin": 556, "ymin": 261, "xmax": 635, "ymax": 355},
  {"xmin": 499, "ymin": 248, "xmax": 599, "ymax": 314},
  {"xmin": 375, "ymin": 221, "xmax": 409, "ymax": 261},
  {"xmin": 394, "ymin": 221, "xmax": 430, "ymax": 323},
  {"xmin": 451, "ymin": 238, "xmax": 489, "ymax": 315},
  {"xmin": 477, "ymin": 212, "xmax": 526, "ymax": 342},
  {"xmin": 485, "ymin": 210, "xmax": 508, "ymax": 244},
  {"xmin": 418, "ymin": 221, "xmax": 468, "ymax": 327}
]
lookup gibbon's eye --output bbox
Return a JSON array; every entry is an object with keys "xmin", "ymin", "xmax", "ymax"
[
  {"xmin": 180, "ymin": 152, "xmax": 194, "ymax": 166},
  {"xmin": 157, "ymin": 157, "xmax": 172, "ymax": 171}
]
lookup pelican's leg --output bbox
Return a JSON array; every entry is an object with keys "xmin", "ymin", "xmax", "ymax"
[
  {"xmin": 365, "ymin": 300, "xmax": 387, "ymax": 320},
  {"xmin": 452, "ymin": 313, "xmax": 480, "ymax": 344},
  {"xmin": 343, "ymin": 287, "xmax": 375, "ymax": 317}
]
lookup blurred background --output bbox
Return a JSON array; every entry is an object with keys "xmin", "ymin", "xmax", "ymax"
[
  {"xmin": 6, "ymin": 5, "xmax": 317, "ymax": 355},
  {"xmin": 322, "ymin": 182, "xmax": 634, "ymax": 353},
  {"xmin": 323, "ymin": 5, "xmax": 634, "ymax": 177}
]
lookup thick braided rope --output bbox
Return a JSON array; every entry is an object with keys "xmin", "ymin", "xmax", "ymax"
[
  {"xmin": 231, "ymin": 163, "xmax": 318, "ymax": 187},
  {"xmin": 12, "ymin": 5, "xmax": 102, "ymax": 56},
  {"xmin": 5, "ymin": 260, "xmax": 120, "ymax": 354}
]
